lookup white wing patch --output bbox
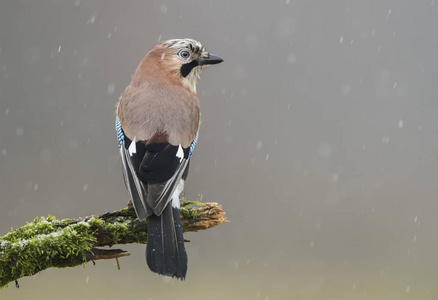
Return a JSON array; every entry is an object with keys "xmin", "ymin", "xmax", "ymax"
[
  {"xmin": 128, "ymin": 137, "xmax": 137, "ymax": 156},
  {"xmin": 176, "ymin": 145, "xmax": 184, "ymax": 162}
]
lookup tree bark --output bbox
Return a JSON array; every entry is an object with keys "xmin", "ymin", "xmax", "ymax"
[{"xmin": 0, "ymin": 202, "xmax": 227, "ymax": 289}]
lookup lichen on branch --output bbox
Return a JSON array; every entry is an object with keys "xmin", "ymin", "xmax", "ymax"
[{"xmin": 0, "ymin": 202, "xmax": 227, "ymax": 289}]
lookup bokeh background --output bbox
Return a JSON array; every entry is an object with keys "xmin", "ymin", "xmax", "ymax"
[{"xmin": 1, "ymin": 1, "xmax": 438, "ymax": 299}]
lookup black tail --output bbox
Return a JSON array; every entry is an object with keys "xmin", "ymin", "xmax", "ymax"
[{"xmin": 146, "ymin": 204, "xmax": 188, "ymax": 280}]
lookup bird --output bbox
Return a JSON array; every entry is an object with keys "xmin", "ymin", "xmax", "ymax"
[{"xmin": 115, "ymin": 38, "xmax": 223, "ymax": 280}]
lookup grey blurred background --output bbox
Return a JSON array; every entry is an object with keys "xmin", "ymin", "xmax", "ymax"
[{"xmin": 1, "ymin": 1, "xmax": 438, "ymax": 299}]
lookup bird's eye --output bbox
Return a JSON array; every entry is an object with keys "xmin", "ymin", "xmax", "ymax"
[{"xmin": 179, "ymin": 50, "xmax": 190, "ymax": 59}]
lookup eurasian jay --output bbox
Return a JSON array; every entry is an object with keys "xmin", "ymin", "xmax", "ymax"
[{"xmin": 115, "ymin": 38, "xmax": 223, "ymax": 280}]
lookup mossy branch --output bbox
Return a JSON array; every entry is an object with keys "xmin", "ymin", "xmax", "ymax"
[{"xmin": 0, "ymin": 201, "xmax": 227, "ymax": 289}]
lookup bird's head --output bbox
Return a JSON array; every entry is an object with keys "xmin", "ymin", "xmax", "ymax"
[{"xmin": 135, "ymin": 38, "xmax": 223, "ymax": 94}]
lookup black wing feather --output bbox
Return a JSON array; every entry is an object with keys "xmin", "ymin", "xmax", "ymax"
[{"xmin": 118, "ymin": 134, "xmax": 189, "ymax": 279}]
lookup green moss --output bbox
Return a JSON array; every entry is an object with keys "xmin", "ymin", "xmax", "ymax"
[
  {"xmin": 0, "ymin": 216, "xmax": 96, "ymax": 288},
  {"xmin": 180, "ymin": 198, "xmax": 205, "ymax": 219},
  {"xmin": 181, "ymin": 200, "xmax": 204, "ymax": 207},
  {"xmin": 0, "ymin": 203, "xmax": 203, "ymax": 288}
]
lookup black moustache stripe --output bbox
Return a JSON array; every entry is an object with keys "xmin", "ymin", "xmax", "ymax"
[{"xmin": 180, "ymin": 60, "xmax": 199, "ymax": 78}]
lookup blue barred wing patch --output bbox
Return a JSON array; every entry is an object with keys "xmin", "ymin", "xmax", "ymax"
[
  {"xmin": 115, "ymin": 116, "xmax": 124, "ymax": 148},
  {"xmin": 189, "ymin": 131, "xmax": 199, "ymax": 158}
]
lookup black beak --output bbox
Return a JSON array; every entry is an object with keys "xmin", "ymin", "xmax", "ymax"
[{"xmin": 197, "ymin": 54, "xmax": 223, "ymax": 66}]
